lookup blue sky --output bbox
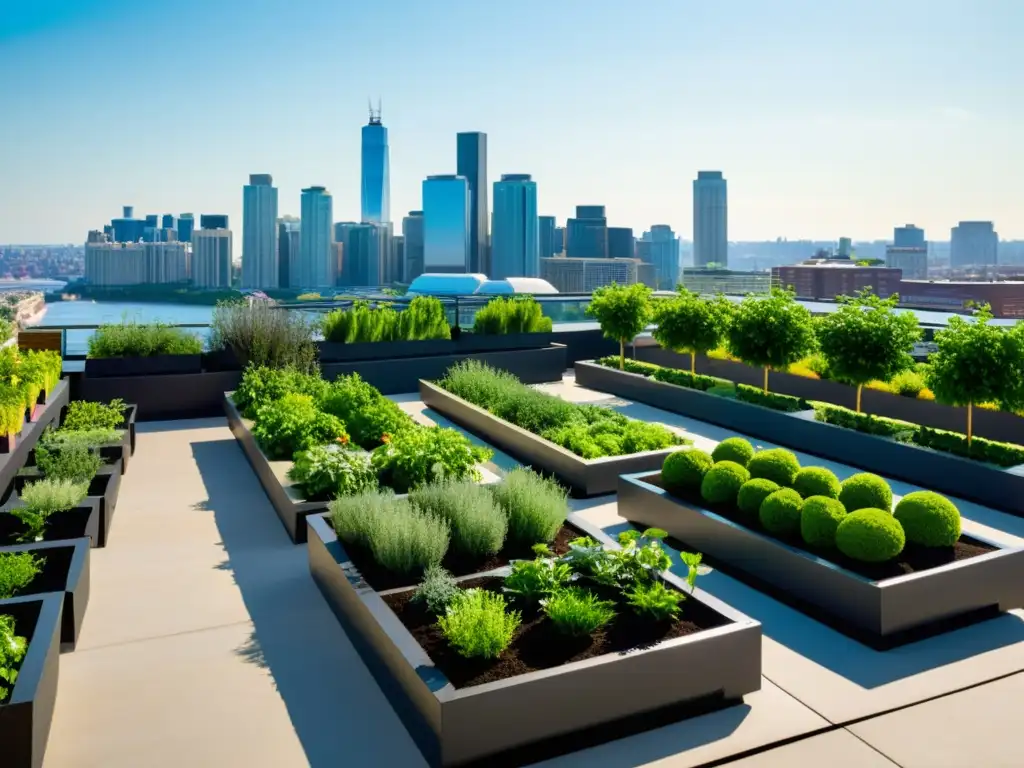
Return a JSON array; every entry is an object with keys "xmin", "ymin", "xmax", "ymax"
[{"xmin": 1, "ymin": 0, "xmax": 1021, "ymax": 244}]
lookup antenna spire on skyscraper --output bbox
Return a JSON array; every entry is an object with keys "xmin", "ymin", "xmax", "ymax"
[{"xmin": 368, "ymin": 97, "xmax": 382, "ymax": 125}]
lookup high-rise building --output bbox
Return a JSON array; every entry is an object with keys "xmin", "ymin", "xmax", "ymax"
[
  {"xmin": 242, "ymin": 174, "xmax": 279, "ymax": 289},
  {"xmin": 402, "ymin": 211, "xmax": 425, "ymax": 281},
  {"xmin": 539, "ymin": 216, "xmax": 557, "ymax": 259},
  {"xmin": 85, "ymin": 242, "xmax": 146, "ymax": 285},
  {"xmin": 491, "ymin": 174, "xmax": 539, "ymax": 279},
  {"xmin": 693, "ymin": 171, "xmax": 728, "ymax": 267},
  {"xmin": 886, "ymin": 224, "xmax": 928, "ymax": 280},
  {"xmin": 456, "ymin": 132, "xmax": 488, "ymax": 273},
  {"xmin": 192, "ymin": 228, "xmax": 233, "ymax": 288},
  {"xmin": 950, "ymin": 221, "xmax": 998, "ymax": 267},
  {"xmin": 894, "ymin": 224, "xmax": 926, "ymax": 249},
  {"xmin": 361, "ymin": 104, "xmax": 390, "ymax": 224},
  {"xmin": 111, "ymin": 206, "xmax": 145, "ymax": 244},
  {"xmin": 566, "ymin": 205, "xmax": 608, "ymax": 259},
  {"xmin": 298, "ymin": 186, "xmax": 334, "ymax": 288},
  {"xmin": 161, "ymin": 214, "xmax": 177, "ymax": 230},
  {"xmin": 277, "ymin": 217, "xmax": 300, "ymax": 288},
  {"xmin": 607, "ymin": 227, "xmax": 635, "ymax": 260},
  {"xmin": 638, "ymin": 225, "xmax": 681, "ymax": 289},
  {"xmin": 178, "ymin": 213, "xmax": 195, "ymax": 244},
  {"xmin": 422, "ymin": 175, "xmax": 470, "ymax": 274},
  {"xmin": 200, "ymin": 214, "xmax": 229, "ymax": 230},
  {"xmin": 553, "ymin": 226, "xmax": 566, "ymax": 255},
  {"xmin": 338, "ymin": 222, "xmax": 390, "ymax": 287},
  {"xmin": 143, "ymin": 242, "xmax": 188, "ymax": 283},
  {"xmin": 540, "ymin": 256, "xmax": 642, "ymax": 292},
  {"xmin": 391, "ymin": 235, "xmax": 405, "ymax": 284}
]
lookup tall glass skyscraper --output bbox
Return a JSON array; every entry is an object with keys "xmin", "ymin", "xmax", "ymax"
[
  {"xmin": 338, "ymin": 223, "xmax": 390, "ymax": 287},
  {"xmin": 491, "ymin": 174, "xmax": 539, "ymax": 279},
  {"xmin": 361, "ymin": 106, "xmax": 390, "ymax": 224},
  {"xmin": 277, "ymin": 217, "xmax": 300, "ymax": 288},
  {"xmin": 639, "ymin": 225, "xmax": 681, "ymax": 289},
  {"xmin": 456, "ymin": 132, "xmax": 488, "ymax": 274},
  {"xmin": 950, "ymin": 221, "xmax": 998, "ymax": 267},
  {"xmin": 566, "ymin": 205, "xmax": 608, "ymax": 259},
  {"xmin": 298, "ymin": 186, "xmax": 333, "ymax": 288},
  {"xmin": 178, "ymin": 213, "xmax": 195, "ymax": 244},
  {"xmin": 608, "ymin": 227, "xmax": 635, "ymax": 259},
  {"xmin": 693, "ymin": 171, "xmax": 728, "ymax": 268},
  {"xmin": 402, "ymin": 211, "xmax": 425, "ymax": 281},
  {"xmin": 894, "ymin": 224, "xmax": 926, "ymax": 249},
  {"xmin": 242, "ymin": 174, "xmax": 279, "ymax": 288},
  {"xmin": 423, "ymin": 175, "xmax": 470, "ymax": 274},
  {"xmin": 538, "ymin": 216, "xmax": 557, "ymax": 259}
]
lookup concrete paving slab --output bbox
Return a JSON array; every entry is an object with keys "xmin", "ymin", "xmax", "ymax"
[{"xmin": 715, "ymin": 729, "xmax": 898, "ymax": 767}]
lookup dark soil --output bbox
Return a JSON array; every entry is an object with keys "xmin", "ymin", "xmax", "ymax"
[
  {"xmin": 649, "ymin": 475, "xmax": 997, "ymax": 581},
  {"xmin": 1, "ymin": 547, "xmax": 74, "ymax": 598},
  {"xmin": 383, "ymin": 576, "xmax": 732, "ymax": 689},
  {"xmin": 0, "ymin": 508, "xmax": 93, "ymax": 547},
  {"xmin": 342, "ymin": 524, "xmax": 582, "ymax": 591}
]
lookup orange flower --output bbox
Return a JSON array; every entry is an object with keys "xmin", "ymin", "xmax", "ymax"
[
  {"xmin": 335, "ymin": 435, "xmax": 349, "ymax": 444},
  {"xmin": 380, "ymin": 434, "xmax": 391, "ymax": 444}
]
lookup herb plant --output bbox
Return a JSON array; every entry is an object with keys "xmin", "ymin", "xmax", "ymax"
[
  {"xmin": 472, "ymin": 296, "xmax": 552, "ymax": 335},
  {"xmin": 317, "ymin": 373, "xmax": 415, "ymax": 448},
  {"xmin": 233, "ymin": 366, "xmax": 328, "ymax": 419},
  {"xmin": 252, "ymin": 393, "xmax": 348, "ymax": 460},
  {"xmin": 542, "ymin": 587, "xmax": 616, "ymax": 637},
  {"xmin": 503, "ymin": 548, "xmax": 573, "ymax": 602},
  {"xmin": 0, "ymin": 614, "xmax": 28, "ymax": 701},
  {"xmin": 625, "ymin": 581, "xmax": 685, "ymax": 621},
  {"xmin": 370, "ymin": 426, "xmax": 490, "ymax": 494},
  {"xmin": 489, "ymin": 468, "xmax": 567, "ymax": 545},
  {"xmin": 0, "ymin": 552, "xmax": 41, "ymax": 599},
  {"xmin": 39, "ymin": 427, "xmax": 120, "ymax": 451},
  {"xmin": 287, "ymin": 444, "xmax": 377, "ymax": 500},
  {"xmin": 411, "ymin": 565, "xmax": 460, "ymax": 614},
  {"xmin": 34, "ymin": 444, "xmax": 102, "ymax": 483},
  {"xmin": 14, "ymin": 479, "xmax": 89, "ymax": 542},
  {"xmin": 61, "ymin": 399, "xmax": 127, "ymax": 431},
  {"xmin": 409, "ymin": 480, "xmax": 507, "ymax": 559},
  {"xmin": 438, "ymin": 588, "xmax": 521, "ymax": 659},
  {"xmin": 88, "ymin": 321, "xmax": 202, "ymax": 358},
  {"xmin": 209, "ymin": 299, "xmax": 318, "ymax": 372}
]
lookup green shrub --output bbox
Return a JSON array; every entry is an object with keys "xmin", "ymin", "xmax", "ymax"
[
  {"xmin": 400, "ymin": 296, "xmax": 452, "ymax": 340},
  {"xmin": 503, "ymin": 553, "xmax": 572, "ymax": 602},
  {"xmin": 758, "ymin": 488, "xmax": 803, "ymax": 536},
  {"xmin": 0, "ymin": 552, "xmax": 41, "ymax": 599},
  {"xmin": 439, "ymin": 588, "xmax": 520, "ymax": 659},
  {"xmin": 317, "ymin": 373, "xmax": 415, "ymax": 448},
  {"xmin": 411, "ymin": 566, "xmax": 460, "ymax": 614},
  {"xmin": 835, "ymin": 509, "xmax": 905, "ymax": 562},
  {"xmin": 735, "ymin": 384, "xmax": 809, "ymax": 413},
  {"xmin": 14, "ymin": 478, "xmax": 89, "ymax": 542},
  {"xmin": 22, "ymin": 351, "xmax": 63, "ymax": 395},
  {"xmin": 39, "ymin": 427, "xmax": 120, "ymax": 451},
  {"xmin": 252, "ymin": 393, "xmax": 348, "ymax": 460},
  {"xmin": 490, "ymin": 468, "xmax": 567, "ymax": 545},
  {"xmin": 0, "ymin": 386, "xmax": 24, "ymax": 435},
  {"xmin": 0, "ymin": 613, "xmax": 28, "ymax": 701},
  {"xmin": 625, "ymin": 580, "xmax": 685, "ymax": 621},
  {"xmin": 321, "ymin": 296, "xmax": 451, "ymax": 343},
  {"xmin": 409, "ymin": 481, "xmax": 507, "ymax": 559},
  {"xmin": 597, "ymin": 357, "xmax": 661, "ymax": 378},
  {"xmin": 88, "ymin": 322, "xmax": 202, "ymax": 358},
  {"xmin": 747, "ymin": 448, "xmax": 800, "ymax": 486},
  {"xmin": 661, "ymin": 449, "xmax": 713, "ymax": 493},
  {"xmin": 736, "ymin": 478, "xmax": 780, "ymax": 517},
  {"xmin": 888, "ymin": 369, "xmax": 927, "ymax": 398},
  {"xmin": 700, "ymin": 461, "xmax": 750, "ymax": 505},
  {"xmin": 34, "ymin": 444, "xmax": 101, "ymax": 484},
  {"xmin": 712, "ymin": 437, "xmax": 755, "ymax": 467},
  {"xmin": 209, "ymin": 299, "xmax": 317, "ymax": 371},
  {"xmin": 800, "ymin": 496, "xmax": 847, "ymax": 548},
  {"xmin": 61, "ymin": 399, "xmax": 126, "ymax": 431},
  {"xmin": 792, "ymin": 466, "xmax": 841, "ymax": 499},
  {"xmin": 233, "ymin": 366, "xmax": 328, "ymax": 419},
  {"xmin": 913, "ymin": 427, "xmax": 1024, "ymax": 468},
  {"xmin": 542, "ymin": 587, "xmax": 616, "ymax": 637},
  {"xmin": 653, "ymin": 366, "xmax": 731, "ymax": 391},
  {"xmin": 287, "ymin": 444, "xmax": 377, "ymax": 500},
  {"xmin": 838, "ymin": 473, "xmax": 893, "ymax": 513},
  {"xmin": 813, "ymin": 402, "xmax": 916, "ymax": 438},
  {"xmin": 472, "ymin": 296, "xmax": 552, "ymax": 335},
  {"xmin": 371, "ymin": 426, "xmax": 490, "ymax": 494},
  {"xmin": 893, "ymin": 491, "xmax": 961, "ymax": 548}
]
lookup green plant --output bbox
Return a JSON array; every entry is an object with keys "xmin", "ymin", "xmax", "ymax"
[
  {"xmin": 586, "ymin": 282, "xmax": 652, "ymax": 369},
  {"xmin": 838, "ymin": 473, "xmax": 893, "ymax": 513},
  {"xmin": 737, "ymin": 478, "xmax": 780, "ymax": 517},
  {"xmin": 411, "ymin": 565, "xmax": 460, "ymax": 614},
  {"xmin": 888, "ymin": 369, "xmax": 928, "ymax": 398},
  {"xmin": 0, "ymin": 386, "xmax": 23, "ymax": 435},
  {"xmin": 542, "ymin": 587, "xmax": 616, "ymax": 637},
  {"xmin": 912, "ymin": 427, "xmax": 1024, "ymax": 468},
  {"xmin": 371, "ymin": 426, "xmax": 490, "ymax": 494},
  {"xmin": 700, "ymin": 461, "xmax": 750, "ymax": 505},
  {"xmin": 233, "ymin": 366, "xmax": 328, "ymax": 419},
  {"xmin": 0, "ymin": 552, "xmax": 41, "ymax": 598},
  {"xmin": 800, "ymin": 496, "xmax": 847, "ymax": 548},
  {"xmin": 661, "ymin": 449, "xmax": 714, "ymax": 493},
  {"xmin": 14, "ymin": 478, "xmax": 89, "ymax": 542},
  {"xmin": 747, "ymin": 448, "xmax": 800, "ymax": 486},
  {"xmin": 438, "ymin": 588, "xmax": 521, "ymax": 659},
  {"xmin": 652, "ymin": 289, "xmax": 733, "ymax": 373},
  {"xmin": 503, "ymin": 549, "xmax": 573, "ymax": 602},
  {"xmin": 409, "ymin": 481, "xmax": 507, "ymax": 559},
  {"xmin": 835, "ymin": 508, "xmax": 905, "ymax": 563},
  {"xmin": 252, "ymin": 393, "xmax": 348, "ymax": 460},
  {"xmin": 735, "ymin": 384, "xmax": 810, "ymax": 413},
  {"xmin": 726, "ymin": 288, "xmax": 817, "ymax": 392},
  {"xmin": 330, "ymin": 491, "xmax": 450, "ymax": 574},
  {"xmin": 0, "ymin": 613, "xmax": 28, "ymax": 701},
  {"xmin": 34, "ymin": 444, "xmax": 102, "ymax": 484},
  {"xmin": 758, "ymin": 488, "xmax": 804, "ymax": 536},
  {"xmin": 472, "ymin": 296, "xmax": 552, "ymax": 335},
  {"xmin": 625, "ymin": 580, "xmax": 685, "ymax": 621},
  {"xmin": 61, "ymin": 399, "xmax": 126, "ymax": 431},
  {"xmin": 22, "ymin": 350, "xmax": 63, "ymax": 395},
  {"xmin": 317, "ymin": 374, "xmax": 415, "ymax": 448},
  {"xmin": 209, "ymin": 300, "xmax": 317, "ymax": 371},
  {"xmin": 792, "ymin": 467, "xmax": 841, "ymax": 499},
  {"xmin": 88, "ymin": 321, "xmax": 202, "ymax": 358},
  {"xmin": 401, "ymin": 296, "xmax": 452, "ymax": 340},
  {"xmin": 893, "ymin": 491, "xmax": 961, "ymax": 548},
  {"xmin": 490, "ymin": 468, "xmax": 568, "ymax": 545},
  {"xmin": 711, "ymin": 437, "xmax": 755, "ymax": 467},
  {"xmin": 39, "ymin": 427, "xmax": 120, "ymax": 451},
  {"xmin": 813, "ymin": 402, "xmax": 917, "ymax": 438},
  {"xmin": 287, "ymin": 443, "xmax": 377, "ymax": 499}
]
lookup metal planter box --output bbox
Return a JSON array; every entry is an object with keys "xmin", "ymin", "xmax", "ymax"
[
  {"xmin": 84, "ymin": 354, "xmax": 203, "ymax": 378},
  {"xmin": 316, "ymin": 332, "xmax": 554, "ymax": 363}
]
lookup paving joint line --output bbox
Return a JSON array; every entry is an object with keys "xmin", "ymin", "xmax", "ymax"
[{"xmin": 70, "ymin": 619, "xmax": 253, "ymax": 655}]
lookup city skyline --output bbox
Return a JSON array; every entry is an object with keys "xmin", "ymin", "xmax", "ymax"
[{"xmin": 2, "ymin": 1, "xmax": 1021, "ymax": 245}]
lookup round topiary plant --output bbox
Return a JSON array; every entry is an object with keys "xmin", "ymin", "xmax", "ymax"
[
  {"xmin": 747, "ymin": 448, "xmax": 801, "ymax": 487},
  {"xmin": 894, "ymin": 491, "xmax": 961, "ymax": 548},
  {"xmin": 758, "ymin": 488, "xmax": 804, "ymax": 537},
  {"xmin": 662, "ymin": 449, "xmax": 714, "ymax": 494},
  {"xmin": 711, "ymin": 437, "xmax": 755, "ymax": 467},
  {"xmin": 700, "ymin": 461, "xmax": 751, "ymax": 505},
  {"xmin": 800, "ymin": 496, "xmax": 847, "ymax": 548},
  {"xmin": 793, "ymin": 466, "xmax": 841, "ymax": 499},
  {"xmin": 835, "ymin": 509, "xmax": 906, "ymax": 563},
  {"xmin": 737, "ymin": 478, "xmax": 780, "ymax": 518},
  {"xmin": 838, "ymin": 473, "xmax": 893, "ymax": 513}
]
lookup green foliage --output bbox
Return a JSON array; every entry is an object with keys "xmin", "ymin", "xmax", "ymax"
[
  {"xmin": 61, "ymin": 399, "xmax": 126, "ymax": 431},
  {"xmin": 800, "ymin": 496, "xmax": 847, "ymax": 548},
  {"xmin": 758, "ymin": 488, "xmax": 804, "ymax": 536},
  {"xmin": 699, "ymin": 461, "xmax": 750, "ymax": 505},
  {"xmin": 0, "ymin": 613, "xmax": 28, "ymax": 701},
  {"xmin": 792, "ymin": 466, "xmax": 841, "ymax": 499},
  {"xmin": 321, "ymin": 296, "xmax": 452, "ymax": 343},
  {"xmin": 835, "ymin": 509, "xmax": 905, "ymax": 563},
  {"xmin": 287, "ymin": 444, "xmax": 377, "ymax": 500},
  {"xmin": 490, "ymin": 468, "xmax": 567, "ymax": 545},
  {"xmin": 233, "ymin": 366, "xmax": 328, "ymax": 419},
  {"xmin": 15, "ymin": 478, "xmax": 89, "ymax": 542},
  {"xmin": 0, "ymin": 552, "xmax": 41, "ymax": 599},
  {"xmin": 838, "ymin": 473, "xmax": 893, "ymax": 513},
  {"xmin": 252, "ymin": 393, "xmax": 348, "ymax": 460},
  {"xmin": 0, "ymin": 385, "xmax": 24, "ymax": 434},
  {"xmin": 541, "ymin": 414, "xmax": 684, "ymax": 459},
  {"xmin": 747, "ymin": 448, "xmax": 800, "ymax": 486},
  {"xmin": 736, "ymin": 478, "xmax": 780, "ymax": 517},
  {"xmin": 726, "ymin": 289, "xmax": 817, "ymax": 378},
  {"xmin": 734, "ymin": 384, "xmax": 810, "ymax": 412},
  {"xmin": 912, "ymin": 427, "xmax": 1024, "ymax": 468},
  {"xmin": 652, "ymin": 289, "xmax": 732, "ymax": 365},
  {"xmin": 88, "ymin": 321, "xmax": 202, "ymax": 358},
  {"xmin": 371, "ymin": 426, "xmax": 489, "ymax": 494},
  {"xmin": 439, "ymin": 588, "xmax": 521, "ymax": 659},
  {"xmin": 317, "ymin": 373, "xmax": 415, "ymax": 448},
  {"xmin": 661, "ymin": 449, "xmax": 714, "ymax": 494},
  {"xmin": 22, "ymin": 350, "xmax": 63, "ymax": 394},
  {"xmin": 411, "ymin": 566, "xmax": 460, "ymax": 615},
  {"xmin": 409, "ymin": 480, "xmax": 507, "ymax": 559},
  {"xmin": 39, "ymin": 427, "xmax": 120, "ymax": 451},
  {"xmin": 586, "ymin": 282, "xmax": 653, "ymax": 367},
  {"xmin": 625, "ymin": 580, "xmax": 685, "ymax": 621},
  {"xmin": 472, "ymin": 296, "xmax": 552, "ymax": 335},
  {"xmin": 893, "ymin": 491, "xmax": 962, "ymax": 548},
  {"xmin": 209, "ymin": 300, "xmax": 317, "ymax": 372},
  {"xmin": 542, "ymin": 587, "xmax": 616, "ymax": 637},
  {"xmin": 503, "ymin": 554, "xmax": 573, "ymax": 602},
  {"xmin": 711, "ymin": 437, "xmax": 755, "ymax": 467},
  {"xmin": 813, "ymin": 402, "xmax": 916, "ymax": 438},
  {"xmin": 34, "ymin": 444, "xmax": 102, "ymax": 484},
  {"xmin": 888, "ymin": 369, "xmax": 928, "ymax": 398},
  {"xmin": 597, "ymin": 356, "xmax": 732, "ymax": 392}
]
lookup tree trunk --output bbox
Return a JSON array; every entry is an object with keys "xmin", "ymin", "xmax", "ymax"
[
  {"xmin": 619, "ymin": 339, "xmax": 625, "ymax": 370},
  {"xmin": 763, "ymin": 367, "xmax": 770, "ymax": 393},
  {"xmin": 690, "ymin": 351, "xmax": 696, "ymax": 374},
  {"xmin": 967, "ymin": 401, "xmax": 973, "ymax": 448},
  {"xmin": 856, "ymin": 384, "xmax": 863, "ymax": 414}
]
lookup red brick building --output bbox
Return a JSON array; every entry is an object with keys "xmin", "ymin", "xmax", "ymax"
[
  {"xmin": 771, "ymin": 264, "xmax": 903, "ymax": 301},
  {"xmin": 898, "ymin": 280, "xmax": 1024, "ymax": 319}
]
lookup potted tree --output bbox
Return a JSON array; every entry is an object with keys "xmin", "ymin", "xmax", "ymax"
[
  {"xmin": 727, "ymin": 288, "xmax": 816, "ymax": 392},
  {"xmin": 586, "ymin": 283, "xmax": 652, "ymax": 371}
]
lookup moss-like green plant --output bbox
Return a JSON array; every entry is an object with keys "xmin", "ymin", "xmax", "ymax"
[
  {"xmin": 838, "ymin": 473, "xmax": 893, "ymax": 513},
  {"xmin": 792, "ymin": 466, "xmax": 841, "ymax": 499},
  {"xmin": 835, "ymin": 508, "xmax": 905, "ymax": 563},
  {"xmin": 736, "ymin": 478, "xmax": 780, "ymax": 517},
  {"xmin": 711, "ymin": 437, "xmax": 755, "ymax": 467},
  {"xmin": 439, "ymin": 588, "xmax": 521, "ymax": 659},
  {"xmin": 800, "ymin": 496, "xmax": 847, "ymax": 548},
  {"xmin": 758, "ymin": 488, "xmax": 804, "ymax": 536},
  {"xmin": 747, "ymin": 448, "xmax": 800, "ymax": 487},
  {"xmin": 699, "ymin": 461, "xmax": 750, "ymax": 505},
  {"xmin": 893, "ymin": 491, "xmax": 961, "ymax": 548},
  {"xmin": 661, "ymin": 449, "xmax": 714, "ymax": 493}
]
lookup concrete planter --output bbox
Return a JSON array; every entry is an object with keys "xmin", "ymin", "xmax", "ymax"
[
  {"xmin": 84, "ymin": 354, "xmax": 203, "ymax": 378},
  {"xmin": 618, "ymin": 472, "xmax": 1024, "ymax": 644},
  {"xmin": 419, "ymin": 380, "xmax": 679, "ymax": 497},
  {"xmin": 316, "ymin": 332, "xmax": 554, "ymax": 363},
  {"xmin": 307, "ymin": 511, "xmax": 762, "ymax": 767},
  {"xmin": 0, "ymin": 594, "xmax": 64, "ymax": 768},
  {"xmin": 0, "ymin": 380, "xmax": 69, "ymax": 498},
  {"xmin": 575, "ymin": 361, "xmax": 1024, "ymax": 515}
]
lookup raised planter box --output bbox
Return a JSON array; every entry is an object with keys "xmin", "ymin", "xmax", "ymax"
[
  {"xmin": 0, "ymin": 594, "xmax": 64, "ymax": 768},
  {"xmin": 418, "ymin": 379, "xmax": 677, "ymax": 497},
  {"xmin": 307, "ymin": 511, "xmax": 762, "ymax": 767},
  {"xmin": 119, "ymin": 404, "xmax": 137, "ymax": 456},
  {"xmin": 618, "ymin": 472, "xmax": 1024, "ymax": 644},
  {"xmin": 316, "ymin": 332, "xmax": 554, "ymax": 363},
  {"xmin": 0, "ymin": 497, "xmax": 101, "ymax": 549},
  {"xmin": 0, "ymin": 380, "xmax": 69, "ymax": 495},
  {"xmin": 575, "ymin": 360, "xmax": 1024, "ymax": 515},
  {"xmin": 84, "ymin": 354, "xmax": 203, "ymax": 378},
  {"xmin": 0, "ymin": 538, "xmax": 90, "ymax": 651}
]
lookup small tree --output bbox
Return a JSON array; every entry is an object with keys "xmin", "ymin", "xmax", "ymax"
[
  {"xmin": 727, "ymin": 288, "xmax": 816, "ymax": 392},
  {"xmin": 586, "ymin": 282, "xmax": 652, "ymax": 370},
  {"xmin": 815, "ymin": 290, "xmax": 921, "ymax": 413},
  {"xmin": 653, "ymin": 288, "xmax": 733, "ymax": 373}
]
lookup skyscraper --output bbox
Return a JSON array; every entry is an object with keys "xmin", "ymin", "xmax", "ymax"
[
  {"xmin": 361, "ymin": 103, "xmax": 390, "ymax": 224},
  {"xmin": 638, "ymin": 225, "xmax": 681, "ymax": 289},
  {"xmin": 277, "ymin": 216, "xmax": 300, "ymax": 288},
  {"xmin": 178, "ymin": 213, "xmax": 195, "ymax": 244},
  {"xmin": 200, "ymin": 214, "xmax": 229, "ymax": 230},
  {"xmin": 607, "ymin": 227, "xmax": 635, "ymax": 260},
  {"xmin": 298, "ymin": 186, "xmax": 334, "ymax": 288},
  {"xmin": 490, "ymin": 174, "xmax": 539, "ymax": 279},
  {"xmin": 423, "ymin": 175, "xmax": 470, "ymax": 274},
  {"xmin": 693, "ymin": 171, "xmax": 728, "ymax": 268},
  {"xmin": 242, "ymin": 174, "xmax": 279, "ymax": 289},
  {"xmin": 402, "ymin": 211, "xmax": 425, "ymax": 281},
  {"xmin": 192, "ymin": 227, "xmax": 233, "ymax": 288},
  {"xmin": 894, "ymin": 224, "xmax": 926, "ymax": 249},
  {"xmin": 566, "ymin": 205, "xmax": 608, "ymax": 259},
  {"xmin": 539, "ymin": 216, "xmax": 557, "ymax": 259},
  {"xmin": 950, "ymin": 221, "xmax": 998, "ymax": 267},
  {"xmin": 456, "ymin": 132, "xmax": 488, "ymax": 274},
  {"xmin": 338, "ymin": 223, "xmax": 390, "ymax": 287}
]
